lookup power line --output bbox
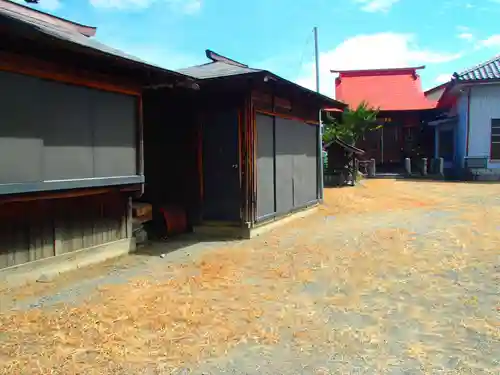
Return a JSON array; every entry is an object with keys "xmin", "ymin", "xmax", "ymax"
[{"xmin": 294, "ymin": 28, "xmax": 314, "ymax": 82}]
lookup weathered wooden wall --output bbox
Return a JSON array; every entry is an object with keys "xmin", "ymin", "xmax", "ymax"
[{"xmin": 0, "ymin": 192, "xmax": 130, "ymax": 270}]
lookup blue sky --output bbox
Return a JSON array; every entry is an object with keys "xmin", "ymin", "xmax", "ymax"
[{"xmin": 17, "ymin": 0, "xmax": 500, "ymax": 97}]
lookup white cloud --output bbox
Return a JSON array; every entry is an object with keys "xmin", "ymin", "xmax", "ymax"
[
  {"xmin": 354, "ymin": 0, "xmax": 400, "ymax": 12},
  {"xmin": 458, "ymin": 32, "xmax": 474, "ymax": 41},
  {"xmin": 479, "ymin": 34, "xmax": 500, "ymax": 48},
  {"xmin": 294, "ymin": 33, "xmax": 461, "ymax": 97},
  {"xmin": 89, "ymin": 0, "xmax": 201, "ymax": 13},
  {"xmin": 435, "ymin": 73, "xmax": 452, "ymax": 84},
  {"xmin": 11, "ymin": 0, "xmax": 61, "ymax": 11}
]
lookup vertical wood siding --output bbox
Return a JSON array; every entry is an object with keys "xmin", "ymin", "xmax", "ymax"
[
  {"xmin": 468, "ymin": 84, "xmax": 500, "ymax": 168},
  {"xmin": 0, "ymin": 193, "xmax": 129, "ymax": 270}
]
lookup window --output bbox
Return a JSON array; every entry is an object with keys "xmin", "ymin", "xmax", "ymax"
[{"xmin": 491, "ymin": 119, "xmax": 500, "ymax": 160}]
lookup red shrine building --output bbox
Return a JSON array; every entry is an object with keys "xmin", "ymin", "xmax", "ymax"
[{"xmin": 332, "ymin": 66, "xmax": 438, "ymax": 169}]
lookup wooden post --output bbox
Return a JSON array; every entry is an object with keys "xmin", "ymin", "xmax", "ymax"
[
  {"xmin": 380, "ymin": 127, "xmax": 384, "ymax": 165},
  {"xmin": 126, "ymin": 196, "xmax": 133, "ymax": 238},
  {"xmin": 53, "ymin": 205, "xmax": 64, "ymax": 256}
]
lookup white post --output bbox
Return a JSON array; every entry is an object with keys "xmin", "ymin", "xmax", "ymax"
[
  {"xmin": 405, "ymin": 158, "xmax": 412, "ymax": 176},
  {"xmin": 368, "ymin": 158, "xmax": 376, "ymax": 177},
  {"xmin": 438, "ymin": 157, "xmax": 444, "ymax": 176},
  {"xmin": 422, "ymin": 158, "xmax": 428, "ymax": 176}
]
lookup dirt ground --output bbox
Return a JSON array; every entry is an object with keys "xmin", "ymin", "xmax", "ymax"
[{"xmin": 0, "ymin": 179, "xmax": 499, "ymax": 374}]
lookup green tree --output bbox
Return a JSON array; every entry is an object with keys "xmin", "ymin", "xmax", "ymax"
[{"xmin": 322, "ymin": 101, "xmax": 380, "ymax": 146}]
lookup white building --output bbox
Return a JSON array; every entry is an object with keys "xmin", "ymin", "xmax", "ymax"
[{"xmin": 426, "ymin": 55, "xmax": 500, "ymax": 180}]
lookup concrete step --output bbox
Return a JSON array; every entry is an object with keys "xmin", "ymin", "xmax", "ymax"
[{"xmin": 371, "ymin": 173, "xmax": 406, "ymax": 179}]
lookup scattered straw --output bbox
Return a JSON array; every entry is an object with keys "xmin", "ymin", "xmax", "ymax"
[
  {"xmin": 1, "ymin": 179, "xmax": 499, "ymax": 373},
  {"xmin": 320, "ymin": 180, "xmax": 438, "ymax": 216}
]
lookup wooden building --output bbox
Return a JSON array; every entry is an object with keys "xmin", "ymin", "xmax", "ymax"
[
  {"xmin": 323, "ymin": 138, "xmax": 365, "ymax": 186},
  {"xmin": 0, "ymin": 1, "xmax": 195, "ymax": 277},
  {"xmin": 332, "ymin": 67, "xmax": 438, "ymax": 170},
  {"xmin": 143, "ymin": 50, "xmax": 345, "ymax": 237},
  {"xmin": 0, "ymin": 3, "xmax": 345, "ymax": 281},
  {"xmin": 425, "ymin": 55, "xmax": 500, "ymax": 180}
]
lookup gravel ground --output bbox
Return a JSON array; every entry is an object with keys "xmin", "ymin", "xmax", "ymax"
[{"xmin": 0, "ymin": 180, "xmax": 499, "ymax": 374}]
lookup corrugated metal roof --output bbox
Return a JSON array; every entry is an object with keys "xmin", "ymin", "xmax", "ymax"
[
  {"xmin": 0, "ymin": 5, "xmax": 186, "ymax": 77},
  {"xmin": 178, "ymin": 59, "xmax": 346, "ymax": 109},
  {"xmin": 335, "ymin": 68, "xmax": 436, "ymax": 111},
  {"xmin": 177, "ymin": 61, "xmax": 262, "ymax": 79},
  {"xmin": 456, "ymin": 55, "xmax": 500, "ymax": 81}
]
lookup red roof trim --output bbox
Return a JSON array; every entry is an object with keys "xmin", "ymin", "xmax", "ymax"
[
  {"xmin": 331, "ymin": 66, "xmax": 425, "ymax": 75},
  {"xmin": 0, "ymin": 0, "xmax": 97, "ymax": 36}
]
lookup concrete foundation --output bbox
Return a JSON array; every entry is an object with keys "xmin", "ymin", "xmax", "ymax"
[
  {"xmin": 468, "ymin": 168, "xmax": 500, "ymax": 181},
  {"xmin": 194, "ymin": 205, "xmax": 319, "ymax": 240},
  {"xmin": 0, "ymin": 237, "xmax": 136, "ymax": 288}
]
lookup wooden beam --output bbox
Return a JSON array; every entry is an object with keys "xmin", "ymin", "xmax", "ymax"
[
  {"xmin": 0, "ymin": 186, "xmax": 136, "ymax": 206},
  {"xmin": 0, "ymin": 51, "xmax": 141, "ymax": 96}
]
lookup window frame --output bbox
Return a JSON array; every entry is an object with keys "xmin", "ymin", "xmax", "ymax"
[{"xmin": 490, "ymin": 119, "xmax": 500, "ymax": 161}]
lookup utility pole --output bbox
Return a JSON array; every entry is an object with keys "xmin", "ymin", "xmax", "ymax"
[
  {"xmin": 313, "ymin": 26, "xmax": 320, "ymax": 93},
  {"xmin": 314, "ymin": 26, "xmax": 324, "ymax": 201}
]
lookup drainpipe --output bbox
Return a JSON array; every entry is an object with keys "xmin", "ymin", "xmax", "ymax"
[
  {"xmin": 318, "ymin": 109, "xmax": 324, "ymax": 202},
  {"xmin": 465, "ymin": 88, "xmax": 471, "ymax": 162}
]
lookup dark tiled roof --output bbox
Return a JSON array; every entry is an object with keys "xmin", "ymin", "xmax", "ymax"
[
  {"xmin": 177, "ymin": 61, "xmax": 262, "ymax": 79},
  {"xmin": 178, "ymin": 57, "xmax": 346, "ymax": 109},
  {"xmin": 455, "ymin": 55, "xmax": 500, "ymax": 81},
  {"xmin": 0, "ymin": 6, "xmax": 187, "ymax": 78}
]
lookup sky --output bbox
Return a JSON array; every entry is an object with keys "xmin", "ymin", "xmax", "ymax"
[{"xmin": 15, "ymin": 0, "xmax": 500, "ymax": 98}]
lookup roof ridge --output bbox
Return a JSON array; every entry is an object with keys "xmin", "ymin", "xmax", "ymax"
[
  {"xmin": 205, "ymin": 49, "xmax": 248, "ymax": 68},
  {"xmin": 0, "ymin": 0, "xmax": 96, "ymax": 36},
  {"xmin": 195, "ymin": 61, "xmax": 216, "ymax": 67},
  {"xmin": 457, "ymin": 53, "xmax": 500, "ymax": 77},
  {"xmin": 331, "ymin": 66, "xmax": 425, "ymax": 74}
]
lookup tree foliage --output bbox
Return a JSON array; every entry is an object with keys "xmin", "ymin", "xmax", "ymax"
[{"xmin": 322, "ymin": 101, "xmax": 380, "ymax": 145}]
